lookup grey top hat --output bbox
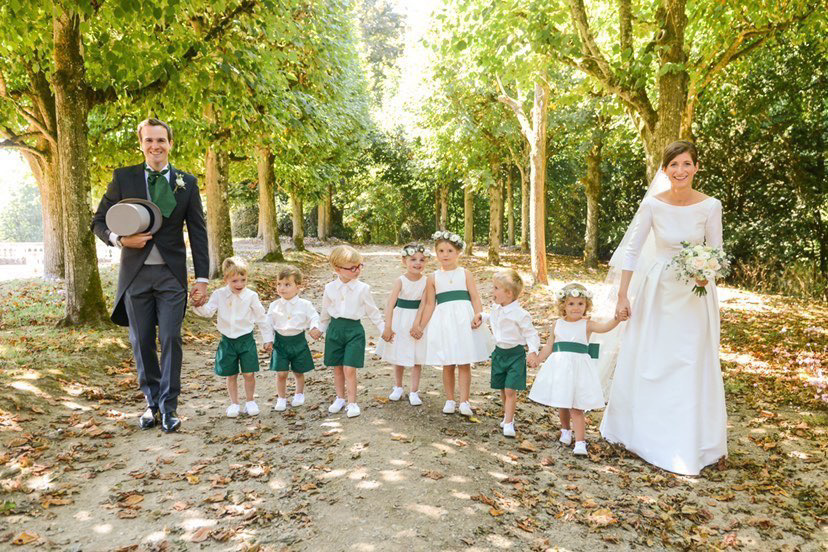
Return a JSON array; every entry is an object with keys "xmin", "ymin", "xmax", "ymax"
[{"xmin": 106, "ymin": 198, "xmax": 163, "ymax": 236}]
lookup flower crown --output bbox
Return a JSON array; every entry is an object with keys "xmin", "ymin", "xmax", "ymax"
[
  {"xmin": 555, "ymin": 286, "xmax": 593, "ymax": 301},
  {"xmin": 401, "ymin": 245, "xmax": 431, "ymax": 257},
  {"xmin": 432, "ymin": 230, "xmax": 465, "ymax": 249}
]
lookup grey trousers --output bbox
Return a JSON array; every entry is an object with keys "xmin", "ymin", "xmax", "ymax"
[{"xmin": 123, "ymin": 264, "xmax": 186, "ymax": 414}]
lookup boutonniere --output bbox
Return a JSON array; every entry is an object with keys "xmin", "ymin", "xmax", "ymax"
[{"xmin": 175, "ymin": 175, "xmax": 186, "ymax": 193}]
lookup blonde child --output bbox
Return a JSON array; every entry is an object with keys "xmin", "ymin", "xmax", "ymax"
[
  {"xmin": 262, "ymin": 266, "xmax": 322, "ymax": 412},
  {"xmin": 193, "ymin": 257, "xmax": 271, "ymax": 418},
  {"xmin": 318, "ymin": 245, "xmax": 386, "ymax": 418},
  {"xmin": 486, "ymin": 269, "xmax": 540, "ymax": 438},
  {"xmin": 377, "ymin": 244, "xmax": 429, "ymax": 406},
  {"xmin": 416, "ymin": 231, "xmax": 492, "ymax": 416},
  {"xmin": 529, "ymin": 283, "xmax": 624, "ymax": 455}
]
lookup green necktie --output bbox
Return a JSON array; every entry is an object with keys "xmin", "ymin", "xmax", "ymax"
[{"xmin": 146, "ymin": 165, "xmax": 176, "ymax": 218}]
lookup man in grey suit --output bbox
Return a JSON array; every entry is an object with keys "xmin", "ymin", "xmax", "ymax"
[{"xmin": 92, "ymin": 118, "xmax": 209, "ymax": 433}]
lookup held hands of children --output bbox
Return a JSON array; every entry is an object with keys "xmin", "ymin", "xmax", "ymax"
[
  {"xmin": 262, "ymin": 342, "xmax": 273, "ymax": 354},
  {"xmin": 527, "ymin": 351, "xmax": 540, "ymax": 368},
  {"xmin": 382, "ymin": 328, "xmax": 396, "ymax": 342},
  {"xmin": 471, "ymin": 313, "xmax": 483, "ymax": 328},
  {"xmin": 409, "ymin": 325, "xmax": 423, "ymax": 340},
  {"xmin": 309, "ymin": 328, "xmax": 323, "ymax": 340}
]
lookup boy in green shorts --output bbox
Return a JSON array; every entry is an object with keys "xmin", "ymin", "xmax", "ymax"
[
  {"xmin": 194, "ymin": 257, "xmax": 270, "ymax": 418},
  {"xmin": 262, "ymin": 266, "xmax": 322, "ymax": 412},
  {"xmin": 318, "ymin": 245, "xmax": 387, "ymax": 418},
  {"xmin": 486, "ymin": 269, "xmax": 540, "ymax": 438}
]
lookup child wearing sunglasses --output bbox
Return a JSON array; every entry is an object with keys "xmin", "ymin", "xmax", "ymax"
[{"xmin": 318, "ymin": 245, "xmax": 386, "ymax": 418}]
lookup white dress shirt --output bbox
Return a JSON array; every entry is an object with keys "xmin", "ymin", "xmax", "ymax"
[
  {"xmin": 318, "ymin": 278, "xmax": 385, "ymax": 333},
  {"xmin": 486, "ymin": 300, "xmax": 540, "ymax": 354},
  {"xmin": 266, "ymin": 296, "xmax": 321, "ymax": 339},
  {"xmin": 193, "ymin": 286, "xmax": 271, "ymax": 341}
]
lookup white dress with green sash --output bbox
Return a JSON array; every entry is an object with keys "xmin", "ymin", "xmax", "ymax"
[{"xmin": 376, "ymin": 275, "xmax": 427, "ymax": 367}]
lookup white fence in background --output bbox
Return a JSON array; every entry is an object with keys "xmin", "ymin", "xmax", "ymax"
[{"xmin": 0, "ymin": 241, "xmax": 118, "ymax": 266}]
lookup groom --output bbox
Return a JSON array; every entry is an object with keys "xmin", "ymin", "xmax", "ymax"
[{"xmin": 92, "ymin": 118, "xmax": 209, "ymax": 433}]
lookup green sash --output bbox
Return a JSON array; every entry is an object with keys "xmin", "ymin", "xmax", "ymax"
[
  {"xmin": 436, "ymin": 290, "xmax": 471, "ymax": 304},
  {"xmin": 553, "ymin": 341, "xmax": 600, "ymax": 359},
  {"xmin": 395, "ymin": 298, "xmax": 421, "ymax": 309}
]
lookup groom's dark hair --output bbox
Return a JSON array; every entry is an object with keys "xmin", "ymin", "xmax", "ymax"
[
  {"xmin": 662, "ymin": 141, "xmax": 698, "ymax": 168},
  {"xmin": 137, "ymin": 118, "xmax": 173, "ymax": 142}
]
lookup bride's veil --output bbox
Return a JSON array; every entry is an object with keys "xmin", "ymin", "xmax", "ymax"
[{"xmin": 592, "ymin": 169, "xmax": 671, "ymax": 396}]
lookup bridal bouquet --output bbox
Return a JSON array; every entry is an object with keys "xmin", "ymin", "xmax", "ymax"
[{"xmin": 669, "ymin": 242, "xmax": 730, "ymax": 297}]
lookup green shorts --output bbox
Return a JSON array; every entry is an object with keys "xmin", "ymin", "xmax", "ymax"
[
  {"xmin": 490, "ymin": 345, "xmax": 526, "ymax": 390},
  {"xmin": 215, "ymin": 332, "xmax": 260, "ymax": 377},
  {"xmin": 324, "ymin": 317, "xmax": 366, "ymax": 368},
  {"xmin": 270, "ymin": 332, "xmax": 315, "ymax": 373}
]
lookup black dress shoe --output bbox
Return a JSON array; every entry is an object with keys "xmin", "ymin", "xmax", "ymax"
[
  {"xmin": 139, "ymin": 408, "xmax": 159, "ymax": 430},
  {"xmin": 161, "ymin": 412, "xmax": 181, "ymax": 433}
]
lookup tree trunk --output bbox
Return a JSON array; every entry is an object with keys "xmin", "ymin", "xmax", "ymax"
[
  {"xmin": 325, "ymin": 184, "xmax": 333, "ymax": 237},
  {"xmin": 317, "ymin": 184, "xmax": 331, "ymax": 241},
  {"xmin": 290, "ymin": 192, "xmax": 305, "ymax": 251},
  {"xmin": 583, "ymin": 137, "xmax": 603, "ymax": 268},
  {"xmin": 205, "ymin": 144, "xmax": 234, "ymax": 278},
  {"xmin": 463, "ymin": 179, "xmax": 473, "ymax": 256},
  {"xmin": 506, "ymin": 167, "xmax": 515, "ymax": 246},
  {"xmin": 22, "ymin": 145, "xmax": 64, "ymax": 279},
  {"xmin": 52, "ymin": 10, "xmax": 106, "ymax": 325},
  {"xmin": 488, "ymin": 171, "xmax": 502, "ymax": 265},
  {"xmin": 519, "ymin": 160, "xmax": 529, "ymax": 252},
  {"xmin": 256, "ymin": 145, "xmax": 283, "ymax": 261},
  {"xmin": 437, "ymin": 184, "xmax": 449, "ymax": 230},
  {"xmin": 642, "ymin": 1, "xmax": 689, "ymax": 181},
  {"xmin": 528, "ymin": 81, "xmax": 549, "ymax": 284}
]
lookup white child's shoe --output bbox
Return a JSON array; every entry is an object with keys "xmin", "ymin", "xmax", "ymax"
[
  {"xmin": 502, "ymin": 422, "xmax": 516, "ymax": 438},
  {"xmin": 328, "ymin": 397, "xmax": 346, "ymax": 414},
  {"xmin": 573, "ymin": 441, "xmax": 588, "ymax": 456},
  {"xmin": 291, "ymin": 393, "xmax": 305, "ymax": 407},
  {"xmin": 389, "ymin": 386, "xmax": 404, "ymax": 401},
  {"xmin": 226, "ymin": 403, "xmax": 240, "ymax": 418},
  {"xmin": 274, "ymin": 398, "xmax": 287, "ymax": 412},
  {"xmin": 408, "ymin": 391, "xmax": 422, "ymax": 406},
  {"xmin": 559, "ymin": 429, "xmax": 573, "ymax": 446},
  {"xmin": 346, "ymin": 403, "xmax": 361, "ymax": 418},
  {"xmin": 243, "ymin": 401, "xmax": 259, "ymax": 416},
  {"xmin": 458, "ymin": 402, "xmax": 474, "ymax": 417},
  {"xmin": 442, "ymin": 400, "xmax": 456, "ymax": 414}
]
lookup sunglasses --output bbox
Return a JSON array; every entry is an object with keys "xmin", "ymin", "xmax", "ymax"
[{"xmin": 336, "ymin": 263, "xmax": 364, "ymax": 273}]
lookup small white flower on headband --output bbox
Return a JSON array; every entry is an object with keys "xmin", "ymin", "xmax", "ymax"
[
  {"xmin": 557, "ymin": 286, "xmax": 593, "ymax": 300},
  {"xmin": 431, "ymin": 230, "xmax": 465, "ymax": 249},
  {"xmin": 401, "ymin": 245, "xmax": 431, "ymax": 257}
]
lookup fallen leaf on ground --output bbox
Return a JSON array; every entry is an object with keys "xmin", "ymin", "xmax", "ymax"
[
  {"xmin": 190, "ymin": 527, "xmax": 211, "ymax": 543},
  {"xmin": 11, "ymin": 531, "xmax": 39, "ymax": 545},
  {"xmin": 589, "ymin": 508, "xmax": 617, "ymax": 527}
]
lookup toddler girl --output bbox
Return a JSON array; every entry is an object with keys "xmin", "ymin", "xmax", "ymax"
[
  {"xmin": 529, "ymin": 283, "xmax": 623, "ymax": 455},
  {"xmin": 417, "ymin": 231, "xmax": 492, "ymax": 416},
  {"xmin": 377, "ymin": 244, "xmax": 429, "ymax": 406}
]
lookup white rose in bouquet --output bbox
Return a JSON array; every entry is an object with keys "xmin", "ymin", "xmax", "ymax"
[
  {"xmin": 691, "ymin": 257, "xmax": 707, "ymax": 270},
  {"xmin": 705, "ymin": 258, "xmax": 721, "ymax": 271}
]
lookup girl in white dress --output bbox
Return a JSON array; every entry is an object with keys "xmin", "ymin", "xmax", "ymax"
[
  {"xmin": 529, "ymin": 283, "xmax": 622, "ymax": 455},
  {"xmin": 416, "ymin": 231, "xmax": 492, "ymax": 416},
  {"xmin": 601, "ymin": 141, "xmax": 728, "ymax": 476},
  {"xmin": 377, "ymin": 244, "xmax": 429, "ymax": 406}
]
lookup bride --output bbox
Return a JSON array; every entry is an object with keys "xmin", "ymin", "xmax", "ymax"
[{"xmin": 598, "ymin": 141, "xmax": 727, "ymax": 476}]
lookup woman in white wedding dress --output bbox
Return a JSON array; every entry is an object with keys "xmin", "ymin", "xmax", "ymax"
[{"xmin": 600, "ymin": 141, "xmax": 727, "ymax": 476}]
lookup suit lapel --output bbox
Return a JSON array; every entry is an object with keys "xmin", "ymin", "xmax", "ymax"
[{"xmin": 130, "ymin": 163, "xmax": 148, "ymax": 200}]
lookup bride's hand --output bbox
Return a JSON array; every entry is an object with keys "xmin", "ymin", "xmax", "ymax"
[{"xmin": 615, "ymin": 295, "xmax": 631, "ymax": 320}]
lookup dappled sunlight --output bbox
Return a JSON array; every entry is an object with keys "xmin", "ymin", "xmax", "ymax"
[
  {"xmin": 451, "ymin": 490, "xmax": 472, "ymax": 500},
  {"xmin": 349, "ymin": 467, "xmax": 369, "ymax": 480},
  {"xmin": 356, "ymin": 479, "xmax": 382, "ymax": 489},
  {"xmin": 486, "ymin": 534, "xmax": 514, "ymax": 548},
  {"xmin": 143, "ymin": 531, "xmax": 168, "ymax": 544},
  {"xmin": 60, "ymin": 401, "xmax": 90, "ymax": 411},
  {"xmin": 429, "ymin": 442, "xmax": 455, "ymax": 454},
  {"xmin": 268, "ymin": 477, "xmax": 287, "ymax": 490},
  {"xmin": 447, "ymin": 475, "xmax": 469, "ymax": 483},
  {"xmin": 318, "ymin": 468, "xmax": 348, "ymax": 480},
  {"xmin": 10, "ymin": 380, "xmax": 49, "ymax": 397},
  {"xmin": 351, "ymin": 544, "xmax": 377, "ymax": 552},
  {"xmin": 405, "ymin": 502, "xmax": 446, "ymax": 519},
  {"xmin": 26, "ymin": 473, "xmax": 52, "ymax": 491},
  {"xmin": 181, "ymin": 517, "xmax": 217, "ymax": 531},
  {"xmin": 73, "ymin": 510, "xmax": 92, "ymax": 521},
  {"xmin": 388, "ymin": 458, "xmax": 412, "ymax": 467},
  {"xmin": 93, "ymin": 524, "xmax": 112, "ymax": 535},
  {"xmin": 379, "ymin": 469, "xmax": 406, "ymax": 482},
  {"xmin": 487, "ymin": 471, "xmax": 509, "ymax": 481}
]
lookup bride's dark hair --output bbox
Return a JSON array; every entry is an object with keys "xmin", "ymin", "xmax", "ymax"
[{"xmin": 662, "ymin": 141, "xmax": 698, "ymax": 168}]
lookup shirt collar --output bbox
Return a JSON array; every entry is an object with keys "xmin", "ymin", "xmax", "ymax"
[
  {"xmin": 495, "ymin": 300, "xmax": 519, "ymax": 314},
  {"xmin": 145, "ymin": 163, "xmax": 170, "ymax": 173},
  {"xmin": 283, "ymin": 295, "xmax": 300, "ymax": 305}
]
